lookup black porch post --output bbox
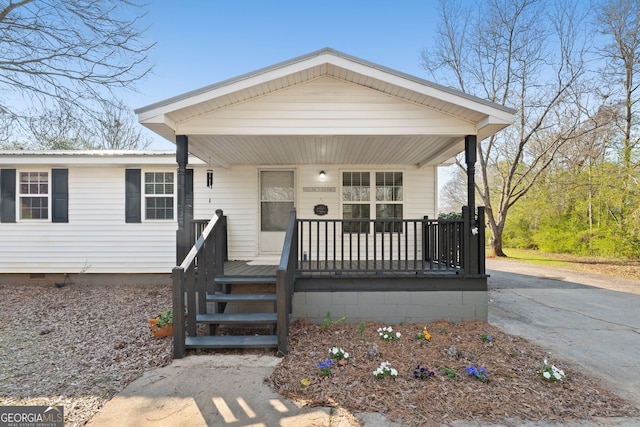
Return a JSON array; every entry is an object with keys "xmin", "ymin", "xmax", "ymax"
[
  {"xmin": 465, "ymin": 135, "xmax": 477, "ymax": 223},
  {"xmin": 464, "ymin": 135, "xmax": 479, "ymax": 274},
  {"xmin": 176, "ymin": 135, "xmax": 189, "ymax": 264}
]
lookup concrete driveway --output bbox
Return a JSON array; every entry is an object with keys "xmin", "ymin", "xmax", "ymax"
[{"xmin": 487, "ymin": 258, "xmax": 640, "ymax": 407}]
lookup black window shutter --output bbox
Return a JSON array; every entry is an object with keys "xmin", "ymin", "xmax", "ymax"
[
  {"xmin": 51, "ymin": 168, "xmax": 68, "ymax": 223},
  {"xmin": 0, "ymin": 169, "xmax": 16, "ymax": 223},
  {"xmin": 125, "ymin": 169, "xmax": 142, "ymax": 223}
]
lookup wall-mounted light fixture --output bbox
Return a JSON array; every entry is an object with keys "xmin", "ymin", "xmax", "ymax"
[
  {"xmin": 207, "ymin": 170, "xmax": 213, "ymax": 188},
  {"xmin": 319, "ymin": 170, "xmax": 326, "ymax": 180}
]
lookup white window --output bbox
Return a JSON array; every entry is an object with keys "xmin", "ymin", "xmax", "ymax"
[
  {"xmin": 144, "ymin": 172, "xmax": 174, "ymax": 220},
  {"xmin": 342, "ymin": 171, "xmax": 403, "ymax": 233},
  {"xmin": 375, "ymin": 172, "xmax": 403, "ymax": 232},
  {"xmin": 19, "ymin": 171, "xmax": 49, "ymax": 220}
]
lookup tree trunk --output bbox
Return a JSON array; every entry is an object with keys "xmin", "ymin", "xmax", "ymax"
[
  {"xmin": 489, "ymin": 230, "xmax": 507, "ymax": 257},
  {"xmin": 485, "ymin": 206, "xmax": 507, "ymax": 257}
]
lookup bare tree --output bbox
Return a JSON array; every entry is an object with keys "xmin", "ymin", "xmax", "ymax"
[
  {"xmin": 22, "ymin": 101, "xmax": 91, "ymax": 150},
  {"xmin": 595, "ymin": 0, "xmax": 640, "ymax": 232},
  {"xmin": 438, "ymin": 166, "xmax": 467, "ymax": 214},
  {"xmin": 2, "ymin": 100, "xmax": 152, "ymax": 150},
  {"xmin": 0, "ymin": 0, "xmax": 153, "ymax": 136},
  {"xmin": 91, "ymin": 100, "xmax": 152, "ymax": 150},
  {"xmin": 423, "ymin": 0, "xmax": 589, "ymax": 256}
]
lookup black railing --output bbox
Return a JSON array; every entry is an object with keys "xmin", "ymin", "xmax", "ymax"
[
  {"xmin": 296, "ymin": 217, "xmax": 466, "ymax": 275},
  {"xmin": 276, "ymin": 209, "xmax": 297, "ymax": 355},
  {"xmin": 171, "ymin": 209, "xmax": 226, "ymax": 359}
]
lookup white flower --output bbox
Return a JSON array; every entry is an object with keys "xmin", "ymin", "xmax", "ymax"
[
  {"xmin": 343, "ymin": 352, "xmax": 349, "ymax": 359},
  {"xmin": 396, "ymin": 332, "xmax": 401, "ymax": 338},
  {"xmin": 553, "ymin": 372, "xmax": 562, "ymax": 380},
  {"xmin": 390, "ymin": 368, "xmax": 398, "ymax": 377},
  {"xmin": 543, "ymin": 372, "xmax": 551, "ymax": 379},
  {"xmin": 471, "ymin": 227, "xmax": 479, "ymax": 235},
  {"xmin": 543, "ymin": 359, "xmax": 548, "ymax": 365}
]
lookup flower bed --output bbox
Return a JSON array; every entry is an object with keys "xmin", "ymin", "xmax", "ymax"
[{"xmin": 271, "ymin": 319, "xmax": 638, "ymax": 426}]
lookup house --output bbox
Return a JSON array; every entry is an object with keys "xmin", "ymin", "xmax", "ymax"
[
  {"xmin": 1, "ymin": 48, "xmax": 514, "ymax": 357},
  {"xmin": 136, "ymin": 48, "xmax": 514, "ymax": 357},
  {"xmin": 0, "ymin": 151, "xmax": 210, "ymax": 284}
]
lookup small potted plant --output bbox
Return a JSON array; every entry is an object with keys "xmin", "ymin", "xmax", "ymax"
[{"xmin": 148, "ymin": 307, "xmax": 174, "ymax": 338}]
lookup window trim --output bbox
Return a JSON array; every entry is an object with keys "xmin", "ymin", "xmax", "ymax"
[
  {"xmin": 341, "ymin": 170, "xmax": 404, "ymax": 233},
  {"xmin": 143, "ymin": 170, "xmax": 176, "ymax": 222},
  {"xmin": 126, "ymin": 169, "xmax": 178, "ymax": 223},
  {"xmin": 17, "ymin": 170, "xmax": 50, "ymax": 221}
]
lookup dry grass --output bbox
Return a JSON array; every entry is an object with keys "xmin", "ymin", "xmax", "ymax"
[
  {"xmin": 271, "ymin": 319, "xmax": 640, "ymax": 427},
  {"xmin": 497, "ymin": 249, "xmax": 640, "ymax": 281}
]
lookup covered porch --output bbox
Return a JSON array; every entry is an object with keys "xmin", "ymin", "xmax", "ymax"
[{"xmin": 135, "ymin": 48, "xmax": 514, "ymax": 358}]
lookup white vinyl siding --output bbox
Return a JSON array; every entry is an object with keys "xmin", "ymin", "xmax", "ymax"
[
  {"xmin": 177, "ymin": 76, "xmax": 477, "ymax": 136},
  {"xmin": 0, "ymin": 158, "xmax": 438, "ymax": 273},
  {"xmin": 192, "ymin": 165, "xmax": 259, "ymax": 260},
  {"xmin": 0, "ymin": 167, "xmax": 176, "ymax": 274},
  {"xmin": 192, "ymin": 164, "xmax": 435, "ymax": 261}
]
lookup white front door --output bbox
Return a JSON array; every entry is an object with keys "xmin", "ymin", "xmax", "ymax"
[{"xmin": 259, "ymin": 170, "xmax": 295, "ymax": 254}]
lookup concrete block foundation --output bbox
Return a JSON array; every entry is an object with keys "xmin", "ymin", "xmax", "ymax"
[{"xmin": 291, "ymin": 290, "xmax": 488, "ymax": 324}]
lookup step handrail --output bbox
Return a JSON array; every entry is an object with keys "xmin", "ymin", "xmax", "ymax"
[
  {"xmin": 172, "ymin": 210, "xmax": 223, "ymax": 359},
  {"xmin": 276, "ymin": 208, "xmax": 297, "ymax": 355}
]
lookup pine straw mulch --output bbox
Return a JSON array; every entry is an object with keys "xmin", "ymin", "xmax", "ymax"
[
  {"xmin": 0, "ymin": 282, "xmax": 173, "ymax": 427},
  {"xmin": 271, "ymin": 318, "xmax": 640, "ymax": 427}
]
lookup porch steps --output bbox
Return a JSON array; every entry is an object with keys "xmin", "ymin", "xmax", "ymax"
[
  {"xmin": 185, "ymin": 335, "xmax": 278, "ymax": 349},
  {"xmin": 196, "ymin": 312, "xmax": 277, "ymax": 324},
  {"xmin": 206, "ymin": 293, "xmax": 277, "ymax": 303},
  {"xmin": 188, "ymin": 274, "xmax": 279, "ymax": 351},
  {"xmin": 214, "ymin": 275, "xmax": 277, "ymax": 285}
]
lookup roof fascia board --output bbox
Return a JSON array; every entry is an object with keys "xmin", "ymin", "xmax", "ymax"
[
  {"xmin": 331, "ymin": 57, "xmax": 516, "ymax": 120},
  {"xmin": 0, "ymin": 151, "xmax": 205, "ymax": 166},
  {"xmin": 138, "ymin": 56, "xmax": 331, "ymax": 120}
]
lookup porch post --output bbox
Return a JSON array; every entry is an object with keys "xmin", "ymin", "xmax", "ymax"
[
  {"xmin": 465, "ymin": 135, "xmax": 479, "ymax": 274},
  {"xmin": 465, "ymin": 135, "xmax": 477, "ymax": 223},
  {"xmin": 176, "ymin": 135, "xmax": 189, "ymax": 264}
]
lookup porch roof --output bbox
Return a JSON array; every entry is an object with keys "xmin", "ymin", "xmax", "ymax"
[{"xmin": 136, "ymin": 48, "xmax": 515, "ymax": 168}]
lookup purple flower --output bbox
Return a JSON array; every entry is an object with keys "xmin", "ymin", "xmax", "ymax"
[
  {"xmin": 318, "ymin": 359, "xmax": 333, "ymax": 370},
  {"xmin": 467, "ymin": 365, "xmax": 487, "ymax": 382}
]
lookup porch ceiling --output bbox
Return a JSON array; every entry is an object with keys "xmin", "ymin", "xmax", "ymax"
[
  {"xmin": 185, "ymin": 135, "xmax": 464, "ymax": 168},
  {"xmin": 136, "ymin": 48, "xmax": 515, "ymax": 168}
]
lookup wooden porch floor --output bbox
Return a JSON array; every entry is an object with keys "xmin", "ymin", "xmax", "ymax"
[
  {"xmin": 222, "ymin": 261, "xmax": 278, "ymax": 276},
  {"xmin": 221, "ymin": 260, "xmax": 462, "ymax": 278}
]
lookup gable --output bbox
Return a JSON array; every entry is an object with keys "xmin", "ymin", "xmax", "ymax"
[
  {"xmin": 136, "ymin": 48, "xmax": 515, "ymax": 167},
  {"xmin": 176, "ymin": 76, "xmax": 476, "ymax": 136}
]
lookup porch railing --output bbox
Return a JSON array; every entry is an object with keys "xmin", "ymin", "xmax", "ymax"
[
  {"xmin": 276, "ymin": 209, "xmax": 298, "ymax": 355},
  {"xmin": 171, "ymin": 209, "xmax": 226, "ymax": 359},
  {"xmin": 297, "ymin": 217, "xmax": 463, "ymax": 274}
]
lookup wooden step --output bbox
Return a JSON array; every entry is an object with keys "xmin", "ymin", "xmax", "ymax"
[
  {"xmin": 206, "ymin": 293, "xmax": 277, "ymax": 302},
  {"xmin": 185, "ymin": 335, "xmax": 277, "ymax": 349},
  {"xmin": 196, "ymin": 312, "xmax": 277, "ymax": 324},
  {"xmin": 214, "ymin": 275, "xmax": 276, "ymax": 285}
]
